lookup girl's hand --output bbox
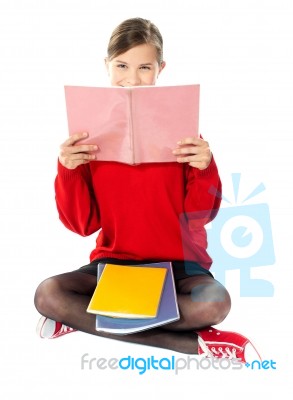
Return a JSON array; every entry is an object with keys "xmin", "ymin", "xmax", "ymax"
[
  {"xmin": 59, "ymin": 132, "xmax": 99, "ymax": 170},
  {"xmin": 172, "ymin": 136, "xmax": 212, "ymax": 170}
]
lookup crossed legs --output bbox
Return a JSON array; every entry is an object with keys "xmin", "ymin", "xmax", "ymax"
[{"xmin": 34, "ymin": 270, "xmax": 231, "ymax": 354}]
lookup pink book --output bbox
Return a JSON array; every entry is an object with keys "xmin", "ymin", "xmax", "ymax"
[{"xmin": 64, "ymin": 84, "xmax": 200, "ymax": 165}]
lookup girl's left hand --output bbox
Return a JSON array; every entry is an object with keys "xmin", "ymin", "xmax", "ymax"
[{"xmin": 172, "ymin": 137, "xmax": 212, "ymax": 170}]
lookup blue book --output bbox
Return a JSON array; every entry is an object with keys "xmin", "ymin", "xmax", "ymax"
[{"xmin": 95, "ymin": 262, "xmax": 180, "ymax": 335}]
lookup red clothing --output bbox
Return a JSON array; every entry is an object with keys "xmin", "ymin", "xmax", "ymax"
[{"xmin": 55, "ymin": 157, "xmax": 221, "ymax": 270}]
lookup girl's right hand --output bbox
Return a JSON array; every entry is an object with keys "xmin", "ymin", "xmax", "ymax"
[{"xmin": 59, "ymin": 132, "xmax": 99, "ymax": 169}]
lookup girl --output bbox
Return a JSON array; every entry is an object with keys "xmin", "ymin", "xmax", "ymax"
[{"xmin": 34, "ymin": 17, "xmax": 259, "ymax": 362}]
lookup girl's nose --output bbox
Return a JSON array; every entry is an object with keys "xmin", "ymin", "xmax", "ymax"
[{"xmin": 124, "ymin": 71, "xmax": 141, "ymax": 86}]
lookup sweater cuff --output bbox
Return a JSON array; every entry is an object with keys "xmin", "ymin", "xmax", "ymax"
[
  {"xmin": 57, "ymin": 159, "xmax": 83, "ymax": 181},
  {"xmin": 191, "ymin": 154, "xmax": 218, "ymax": 178}
]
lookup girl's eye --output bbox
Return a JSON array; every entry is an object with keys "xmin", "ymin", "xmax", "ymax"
[
  {"xmin": 117, "ymin": 64, "xmax": 127, "ymax": 69},
  {"xmin": 140, "ymin": 66, "xmax": 151, "ymax": 70}
]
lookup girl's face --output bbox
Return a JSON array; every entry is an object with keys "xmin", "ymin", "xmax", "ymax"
[{"xmin": 105, "ymin": 43, "xmax": 165, "ymax": 87}]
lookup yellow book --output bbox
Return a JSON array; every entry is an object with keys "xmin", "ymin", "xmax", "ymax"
[{"xmin": 87, "ymin": 263, "xmax": 167, "ymax": 318}]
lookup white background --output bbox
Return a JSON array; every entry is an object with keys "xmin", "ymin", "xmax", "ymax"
[{"xmin": 0, "ymin": 0, "xmax": 292, "ymax": 398}]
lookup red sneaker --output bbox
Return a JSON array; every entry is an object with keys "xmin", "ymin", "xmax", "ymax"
[
  {"xmin": 36, "ymin": 316, "xmax": 77, "ymax": 339},
  {"xmin": 196, "ymin": 327, "xmax": 261, "ymax": 364}
]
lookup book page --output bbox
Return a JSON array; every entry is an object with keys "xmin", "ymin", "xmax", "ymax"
[
  {"xmin": 64, "ymin": 86, "xmax": 133, "ymax": 164},
  {"xmin": 131, "ymin": 85, "xmax": 200, "ymax": 164}
]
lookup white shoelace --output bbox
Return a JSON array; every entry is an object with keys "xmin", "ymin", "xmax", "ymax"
[
  {"xmin": 51, "ymin": 324, "xmax": 75, "ymax": 338},
  {"xmin": 60, "ymin": 325, "xmax": 75, "ymax": 333},
  {"xmin": 198, "ymin": 337, "xmax": 241, "ymax": 359},
  {"xmin": 211, "ymin": 346, "xmax": 238, "ymax": 359}
]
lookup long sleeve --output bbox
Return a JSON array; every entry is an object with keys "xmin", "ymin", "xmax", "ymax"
[
  {"xmin": 54, "ymin": 160, "xmax": 101, "ymax": 236},
  {"xmin": 184, "ymin": 155, "xmax": 222, "ymax": 227}
]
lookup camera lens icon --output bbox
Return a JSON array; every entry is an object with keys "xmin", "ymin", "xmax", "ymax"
[
  {"xmin": 220, "ymin": 215, "xmax": 263, "ymax": 259},
  {"xmin": 207, "ymin": 203, "xmax": 275, "ymax": 269}
]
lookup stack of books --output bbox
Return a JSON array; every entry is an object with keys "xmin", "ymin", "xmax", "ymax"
[{"xmin": 87, "ymin": 262, "xmax": 179, "ymax": 335}]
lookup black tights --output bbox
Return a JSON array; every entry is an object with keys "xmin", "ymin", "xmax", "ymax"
[{"xmin": 34, "ymin": 271, "xmax": 231, "ymax": 354}]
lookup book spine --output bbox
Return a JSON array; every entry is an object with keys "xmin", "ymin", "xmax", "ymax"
[{"xmin": 128, "ymin": 88, "xmax": 135, "ymax": 164}]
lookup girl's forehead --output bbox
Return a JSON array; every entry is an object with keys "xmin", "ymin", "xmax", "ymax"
[{"xmin": 112, "ymin": 44, "xmax": 158, "ymax": 63}]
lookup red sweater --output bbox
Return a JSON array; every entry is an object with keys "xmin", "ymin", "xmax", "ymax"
[{"xmin": 55, "ymin": 157, "xmax": 221, "ymax": 270}]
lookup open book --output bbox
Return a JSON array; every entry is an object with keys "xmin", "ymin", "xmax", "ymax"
[{"xmin": 64, "ymin": 84, "xmax": 200, "ymax": 165}]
